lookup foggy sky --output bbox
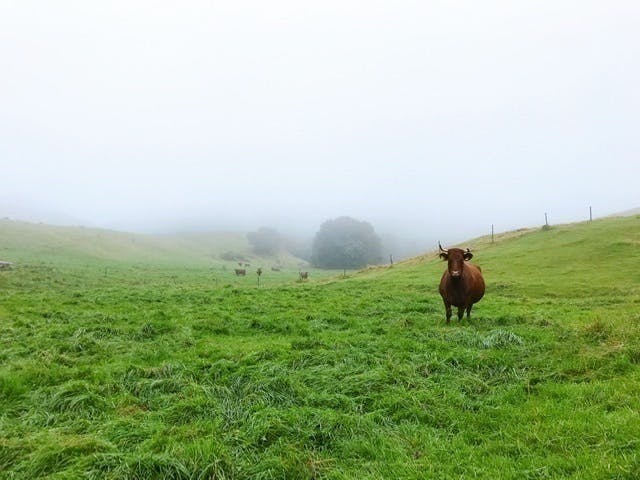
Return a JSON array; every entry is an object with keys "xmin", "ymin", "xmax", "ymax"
[{"xmin": 2, "ymin": 1, "xmax": 639, "ymax": 244}]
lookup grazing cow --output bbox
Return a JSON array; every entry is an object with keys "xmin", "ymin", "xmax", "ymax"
[
  {"xmin": 438, "ymin": 243, "xmax": 485, "ymax": 323},
  {"xmin": 299, "ymin": 271, "xmax": 309, "ymax": 280},
  {"xmin": 271, "ymin": 267, "xmax": 281, "ymax": 272},
  {"xmin": 234, "ymin": 268, "xmax": 246, "ymax": 276}
]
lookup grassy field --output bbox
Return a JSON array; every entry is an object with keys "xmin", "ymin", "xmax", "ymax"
[{"xmin": 1, "ymin": 216, "xmax": 639, "ymax": 479}]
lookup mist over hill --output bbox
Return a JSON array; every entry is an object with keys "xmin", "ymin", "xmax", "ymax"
[
  {"xmin": 610, "ymin": 207, "xmax": 640, "ymax": 217},
  {"xmin": 3, "ymin": 196, "xmax": 637, "ymax": 255},
  {"xmin": 2, "ymin": 202, "xmax": 638, "ymax": 267},
  {"xmin": 0, "ymin": 197, "xmax": 88, "ymax": 227}
]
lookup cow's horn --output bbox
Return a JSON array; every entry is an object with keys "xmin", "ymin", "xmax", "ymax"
[{"xmin": 438, "ymin": 242, "xmax": 447, "ymax": 253}]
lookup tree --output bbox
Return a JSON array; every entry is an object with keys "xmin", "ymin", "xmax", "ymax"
[
  {"xmin": 311, "ymin": 217, "xmax": 383, "ymax": 269},
  {"xmin": 247, "ymin": 227, "xmax": 282, "ymax": 255}
]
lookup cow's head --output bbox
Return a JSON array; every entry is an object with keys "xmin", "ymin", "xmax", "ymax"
[{"xmin": 439, "ymin": 243, "xmax": 473, "ymax": 279}]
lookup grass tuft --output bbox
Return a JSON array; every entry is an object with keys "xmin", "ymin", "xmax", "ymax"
[{"xmin": 482, "ymin": 330, "xmax": 525, "ymax": 349}]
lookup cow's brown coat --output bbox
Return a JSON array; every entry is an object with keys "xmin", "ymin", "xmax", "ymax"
[{"xmin": 438, "ymin": 245, "xmax": 485, "ymax": 323}]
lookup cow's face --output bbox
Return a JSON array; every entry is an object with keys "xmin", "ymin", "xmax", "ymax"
[{"xmin": 439, "ymin": 247, "xmax": 473, "ymax": 280}]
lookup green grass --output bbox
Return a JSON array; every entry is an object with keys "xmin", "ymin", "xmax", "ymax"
[{"xmin": 1, "ymin": 216, "xmax": 639, "ymax": 478}]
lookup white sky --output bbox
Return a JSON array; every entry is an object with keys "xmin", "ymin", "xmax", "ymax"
[{"xmin": 1, "ymin": 1, "xmax": 639, "ymax": 242}]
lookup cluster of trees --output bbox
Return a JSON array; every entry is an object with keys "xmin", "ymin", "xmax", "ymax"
[
  {"xmin": 310, "ymin": 217, "xmax": 382, "ymax": 269},
  {"xmin": 247, "ymin": 216, "xmax": 383, "ymax": 270}
]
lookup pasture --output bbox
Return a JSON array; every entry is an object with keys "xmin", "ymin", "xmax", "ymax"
[{"xmin": 1, "ymin": 216, "xmax": 639, "ymax": 479}]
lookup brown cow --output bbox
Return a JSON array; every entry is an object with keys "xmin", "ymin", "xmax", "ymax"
[
  {"xmin": 438, "ymin": 243, "xmax": 485, "ymax": 323},
  {"xmin": 299, "ymin": 271, "xmax": 309, "ymax": 280},
  {"xmin": 234, "ymin": 268, "xmax": 246, "ymax": 276}
]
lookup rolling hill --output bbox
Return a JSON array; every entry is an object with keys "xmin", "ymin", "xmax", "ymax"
[{"xmin": 0, "ymin": 219, "xmax": 306, "ymax": 269}]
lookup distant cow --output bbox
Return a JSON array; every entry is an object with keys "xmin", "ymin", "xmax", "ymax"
[
  {"xmin": 299, "ymin": 271, "xmax": 309, "ymax": 280},
  {"xmin": 234, "ymin": 268, "xmax": 246, "ymax": 276},
  {"xmin": 438, "ymin": 243, "xmax": 485, "ymax": 323},
  {"xmin": 271, "ymin": 267, "xmax": 281, "ymax": 272}
]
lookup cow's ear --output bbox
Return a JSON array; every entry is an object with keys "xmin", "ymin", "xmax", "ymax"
[
  {"xmin": 463, "ymin": 251, "xmax": 473, "ymax": 260},
  {"xmin": 439, "ymin": 252, "xmax": 448, "ymax": 260}
]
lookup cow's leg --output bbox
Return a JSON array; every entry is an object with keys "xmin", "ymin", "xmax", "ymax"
[
  {"xmin": 457, "ymin": 306, "xmax": 465, "ymax": 321},
  {"xmin": 444, "ymin": 301, "xmax": 452, "ymax": 323},
  {"xmin": 466, "ymin": 304, "xmax": 473, "ymax": 319}
]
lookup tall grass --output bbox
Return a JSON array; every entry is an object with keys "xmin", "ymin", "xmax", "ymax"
[{"xmin": 0, "ymin": 216, "xmax": 639, "ymax": 478}]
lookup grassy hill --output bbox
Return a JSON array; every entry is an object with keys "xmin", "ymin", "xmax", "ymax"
[
  {"xmin": 0, "ymin": 219, "xmax": 237, "ymax": 266},
  {"xmin": 1, "ymin": 216, "xmax": 639, "ymax": 478},
  {"xmin": 0, "ymin": 219, "xmax": 308, "ymax": 268}
]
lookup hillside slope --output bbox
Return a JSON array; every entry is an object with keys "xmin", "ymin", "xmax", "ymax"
[
  {"xmin": 363, "ymin": 215, "xmax": 640, "ymax": 301},
  {"xmin": 0, "ymin": 219, "xmax": 305, "ymax": 268}
]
